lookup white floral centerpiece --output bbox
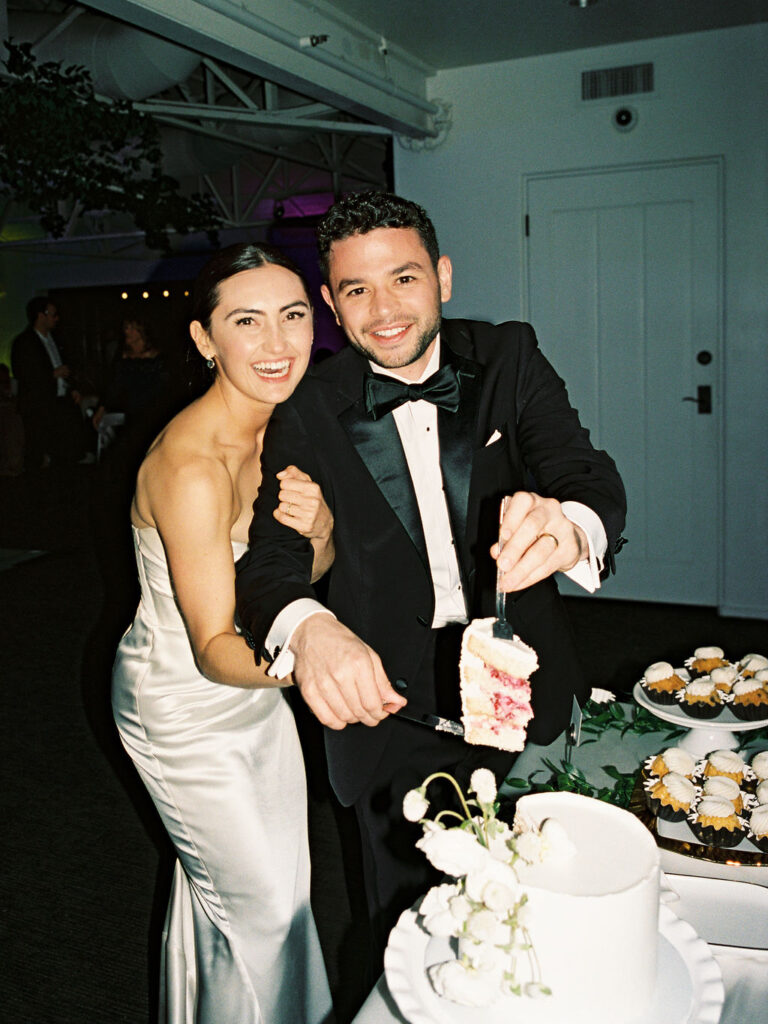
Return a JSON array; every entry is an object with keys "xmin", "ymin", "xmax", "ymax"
[{"xmin": 403, "ymin": 768, "xmax": 575, "ymax": 1008}]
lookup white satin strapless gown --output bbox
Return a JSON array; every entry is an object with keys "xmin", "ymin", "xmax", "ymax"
[{"xmin": 112, "ymin": 526, "xmax": 333, "ymax": 1024}]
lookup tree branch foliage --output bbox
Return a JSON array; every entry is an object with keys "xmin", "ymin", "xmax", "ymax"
[{"xmin": 0, "ymin": 40, "xmax": 221, "ymax": 250}]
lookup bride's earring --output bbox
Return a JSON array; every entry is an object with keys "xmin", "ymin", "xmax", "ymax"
[{"xmin": 206, "ymin": 358, "xmax": 215, "ymax": 369}]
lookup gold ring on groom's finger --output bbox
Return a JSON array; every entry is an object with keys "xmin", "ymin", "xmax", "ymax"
[
  {"xmin": 287, "ymin": 503, "xmax": 294, "ymax": 515},
  {"xmin": 538, "ymin": 532, "xmax": 559, "ymax": 548}
]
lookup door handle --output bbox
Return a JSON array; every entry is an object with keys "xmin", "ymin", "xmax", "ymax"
[{"xmin": 682, "ymin": 385, "xmax": 712, "ymax": 414}]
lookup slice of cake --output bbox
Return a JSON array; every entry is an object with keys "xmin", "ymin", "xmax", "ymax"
[{"xmin": 459, "ymin": 617, "xmax": 538, "ymax": 751}]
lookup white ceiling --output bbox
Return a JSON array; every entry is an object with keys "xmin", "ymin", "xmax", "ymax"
[
  {"xmin": 327, "ymin": 0, "xmax": 768, "ymax": 69},
  {"xmin": 5, "ymin": 0, "xmax": 766, "ymax": 255}
]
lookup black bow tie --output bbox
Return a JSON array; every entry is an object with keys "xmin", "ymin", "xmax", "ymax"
[{"xmin": 363, "ymin": 365, "xmax": 461, "ymax": 421}]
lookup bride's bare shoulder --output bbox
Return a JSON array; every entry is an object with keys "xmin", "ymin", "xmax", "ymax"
[{"xmin": 133, "ymin": 399, "xmax": 231, "ymax": 526}]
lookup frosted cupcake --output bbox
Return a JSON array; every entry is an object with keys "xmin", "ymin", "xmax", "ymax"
[
  {"xmin": 701, "ymin": 775, "xmax": 745, "ymax": 815},
  {"xmin": 645, "ymin": 747, "xmax": 697, "ymax": 780},
  {"xmin": 686, "ymin": 646, "xmax": 729, "ymax": 676},
  {"xmin": 755, "ymin": 669, "xmax": 768, "ymax": 687},
  {"xmin": 751, "ymin": 751, "xmax": 768, "ymax": 782},
  {"xmin": 747, "ymin": 804, "xmax": 768, "ymax": 853},
  {"xmin": 689, "ymin": 796, "xmax": 746, "ymax": 848},
  {"xmin": 710, "ymin": 665, "xmax": 739, "ymax": 695},
  {"xmin": 641, "ymin": 661, "xmax": 688, "ymax": 705},
  {"xmin": 739, "ymin": 654, "xmax": 768, "ymax": 678},
  {"xmin": 756, "ymin": 780, "xmax": 768, "ymax": 805},
  {"xmin": 702, "ymin": 749, "xmax": 747, "ymax": 784},
  {"xmin": 730, "ymin": 678, "xmax": 768, "ymax": 722},
  {"xmin": 677, "ymin": 677, "xmax": 724, "ymax": 719},
  {"xmin": 644, "ymin": 772, "xmax": 697, "ymax": 822}
]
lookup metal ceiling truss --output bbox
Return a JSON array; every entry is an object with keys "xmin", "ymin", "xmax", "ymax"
[{"xmin": 1, "ymin": 0, "xmax": 395, "ymax": 253}]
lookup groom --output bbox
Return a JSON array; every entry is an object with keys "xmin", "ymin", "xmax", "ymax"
[{"xmin": 236, "ymin": 191, "xmax": 626, "ymax": 958}]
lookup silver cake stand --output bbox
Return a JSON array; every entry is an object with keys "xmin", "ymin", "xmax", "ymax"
[{"xmin": 632, "ymin": 683, "xmax": 767, "ymax": 758}]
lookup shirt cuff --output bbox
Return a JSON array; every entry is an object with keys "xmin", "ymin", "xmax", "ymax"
[
  {"xmin": 559, "ymin": 501, "xmax": 607, "ymax": 594},
  {"xmin": 265, "ymin": 599, "xmax": 336, "ymax": 679}
]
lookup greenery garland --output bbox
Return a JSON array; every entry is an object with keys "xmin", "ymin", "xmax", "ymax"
[
  {"xmin": 505, "ymin": 697, "xmax": 686, "ymax": 809},
  {"xmin": 0, "ymin": 40, "xmax": 221, "ymax": 251}
]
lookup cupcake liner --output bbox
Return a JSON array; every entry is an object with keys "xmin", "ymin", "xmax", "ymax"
[
  {"xmin": 689, "ymin": 819, "xmax": 746, "ymax": 848},
  {"xmin": 644, "ymin": 791, "xmax": 690, "ymax": 823},
  {"xmin": 641, "ymin": 682, "xmax": 679, "ymax": 706},
  {"xmin": 747, "ymin": 831, "xmax": 768, "ymax": 854},
  {"xmin": 729, "ymin": 700, "xmax": 768, "ymax": 722},
  {"xmin": 676, "ymin": 698, "xmax": 724, "ymax": 720}
]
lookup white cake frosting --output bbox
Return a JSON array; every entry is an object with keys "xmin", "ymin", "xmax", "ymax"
[
  {"xmin": 656, "ymin": 747, "xmax": 696, "ymax": 776},
  {"xmin": 710, "ymin": 665, "xmax": 738, "ymax": 687},
  {"xmin": 706, "ymin": 749, "xmax": 745, "ymax": 774},
  {"xmin": 702, "ymin": 776, "xmax": 740, "ymax": 801},
  {"xmin": 733, "ymin": 677, "xmax": 764, "ymax": 696},
  {"xmin": 740, "ymin": 653, "xmax": 768, "ymax": 673},
  {"xmin": 751, "ymin": 752, "xmax": 768, "ymax": 780},
  {"xmin": 643, "ymin": 661, "xmax": 675, "ymax": 683},
  {"xmin": 753, "ymin": 804, "xmax": 768, "ymax": 838},
  {"xmin": 755, "ymin": 669, "xmax": 768, "ymax": 685},
  {"xmin": 693, "ymin": 646, "xmax": 725, "ymax": 660},
  {"xmin": 756, "ymin": 781, "xmax": 768, "ymax": 805},
  {"xmin": 685, "ymin": 677, "xmax": 716, "ymax": 697},
  {"xmin": 696, "ymin": 796, "xmax": 735, "ymax": 820},
  {"xmin": 661, "ymin": 772, "xmax": 696, "ymax": 804},
  {"xmin": 508, "ymin": 792, "xmax": 660, "ymax": 1024}
]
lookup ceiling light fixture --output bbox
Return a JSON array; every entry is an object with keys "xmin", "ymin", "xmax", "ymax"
[{"xmin": 567, "ymin": 0, "xmax": 598, "ymax": 7}]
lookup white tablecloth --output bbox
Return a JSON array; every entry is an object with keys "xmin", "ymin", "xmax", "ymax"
[{"xmin": 351, "ymin": 708, "xmax": 768, "ymax": 1024}]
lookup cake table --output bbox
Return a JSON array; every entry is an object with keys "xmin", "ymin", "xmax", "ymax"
[{"xmin": 351, "ymin": 706, "xmax": 768, "ymax": 1024}]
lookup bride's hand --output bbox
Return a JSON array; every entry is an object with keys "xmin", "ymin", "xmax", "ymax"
[{"xmin": 274, "ymin": 465, "xmax": 333, "ymax": 543}]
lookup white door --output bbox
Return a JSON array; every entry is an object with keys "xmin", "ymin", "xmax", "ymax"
[{"xmin": 525, "ymin": 160, "xmax": 722, "ymax": 605}]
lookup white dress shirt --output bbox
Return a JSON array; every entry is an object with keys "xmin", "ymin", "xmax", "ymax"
[
  {"xmin": 265, "ymin": 338, "xmax": 606, "ymax": 678},
  {"xmin": 36, "ymin": 330, "xmax": 67, "ymax": 397}
]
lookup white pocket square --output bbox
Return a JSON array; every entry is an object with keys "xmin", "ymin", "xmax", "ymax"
[{"xmin": 485, "ymin": 429, "xmax": 502, "ymax": 447}]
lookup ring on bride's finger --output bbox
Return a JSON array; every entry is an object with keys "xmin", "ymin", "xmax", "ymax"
[
  {"xmin": 538, "ymin": 532, "xmax": 559, "ymax": 548},
  {"xmin": 287, "ymin": 503, "xmax": 294, "ymax": 515}
]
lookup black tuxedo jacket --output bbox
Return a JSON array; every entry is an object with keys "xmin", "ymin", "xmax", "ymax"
[
  {"xmin": 236, "ymin": 319, "xmax": 626, "ymax": 805},
  {"xmin": 11, "ymin": 327, "xmax": 60, "ymax": 405}
]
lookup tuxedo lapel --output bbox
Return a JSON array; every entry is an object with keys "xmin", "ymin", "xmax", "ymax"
[
  {"xmin": 438, "ymin": 344, "xmax": 483, "ymax": 570},
  {"xmin": 339, "ymin": 397, "xmax": 429, "ymax": 569},
  {"xmin": 334, "ymin": 336, "xmax": 483, "ymax": 575}
]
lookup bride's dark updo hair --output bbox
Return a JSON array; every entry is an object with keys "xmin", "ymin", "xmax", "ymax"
[{"xmin": 192, "ymin": 243, "xmax": 311, "ymax": 332}]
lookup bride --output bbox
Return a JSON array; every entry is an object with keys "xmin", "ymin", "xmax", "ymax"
[{"xmin": 112, "ymin": 243, "xmax": 334, "ymax": 1024}]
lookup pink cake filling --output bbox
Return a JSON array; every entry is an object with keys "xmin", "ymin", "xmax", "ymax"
[{"xmin": 492, "ymin": 689, "xmax": 534, "ymax": 721}]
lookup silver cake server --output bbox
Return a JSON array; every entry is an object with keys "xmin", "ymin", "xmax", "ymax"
[{"xmin": 492, "ymin": 496, "xmax": 516, "ymax": 640}]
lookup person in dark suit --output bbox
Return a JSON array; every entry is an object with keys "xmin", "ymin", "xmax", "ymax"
[
  {"xmin": 235, "ymin": 191, "xmax": 626, "ymax": 963},
  {"xmin": 10, "ymin": 297, "xmax": 86, "ymax": 469}
]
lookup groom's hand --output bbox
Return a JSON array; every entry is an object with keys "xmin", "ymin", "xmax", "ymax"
[
  {"xmin": 492, "ymin": 491, "xmax": 588, "ymax": 592},
  {"xmin": 290, "ymin": 614, "xmax": 407, "ymax": 730}
]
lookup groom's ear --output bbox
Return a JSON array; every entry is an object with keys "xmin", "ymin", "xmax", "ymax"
[{"xmin": 320, "ymin": 284, "xmax": 340, "ymax": 326}]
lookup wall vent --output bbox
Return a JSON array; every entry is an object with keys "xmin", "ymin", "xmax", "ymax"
[{"xmin": 581, "ymin": 62, "xmax": 654, "ymax": 101}]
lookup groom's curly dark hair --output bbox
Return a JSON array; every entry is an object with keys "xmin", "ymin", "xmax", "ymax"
[{"xmin": 316, "ymin": 190, "xmax": 440, "ymax": 283}]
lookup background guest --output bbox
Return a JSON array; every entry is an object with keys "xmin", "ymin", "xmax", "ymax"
[{"xmin": 10, "ymin": 297, "xmax": 90, "ymax": 470}]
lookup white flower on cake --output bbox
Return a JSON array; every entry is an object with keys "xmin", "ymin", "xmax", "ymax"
[
  {"xmin": 464, "ymin": 907, "xmax": 512, "ymax": 946},
  {"xmin": 419, "ymin": 882, "xmax": 462, "ymax": 937},
  {"xmin": 428, "ymin": 958, "xmax": 503, "ymax": 1007},
  {"xmin": 402, "ymin": 787, "xmax": 430, "ymax": 822},
  {"xmin": 416, "ymin": 823, "xmax": 492, "ymax": 876},
  {"xmin": 407, "ymin": 771, "xmax": 569, "ymax": 1008},
  {"xmin": 514, "ymin": 829, "xmax": 546, "ymax": 864},
  {"xmin": 540, "ymin": 817, "xmax": 578, "ymax": 861},
  {"xmin": 464, "ymin": 857, "xmax": 519, "ymax": 908},
  {"xmin": 470, "ymin": 767, "xmax": 498, "ymax": 804}
]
